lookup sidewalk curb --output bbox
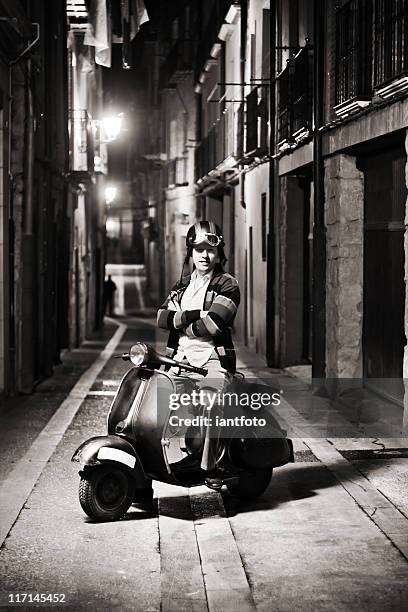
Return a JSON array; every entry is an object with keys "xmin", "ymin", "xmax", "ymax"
[{"xmin": 0, "ymin": 319, "xmax": 127, "ymax": 549}]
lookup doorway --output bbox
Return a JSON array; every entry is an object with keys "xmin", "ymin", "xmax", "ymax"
[
  {"xmin": 362, "ymin": 145, "xmax": 406, "ymax": 403},
  {"xmin": 284, "ymin": 174, "xmax": 312, "ymax": 366}
]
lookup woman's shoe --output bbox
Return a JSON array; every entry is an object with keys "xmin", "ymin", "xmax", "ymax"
[{"xmin": 204, "ymin": 471, "xmax": 223, "ymax": 491}]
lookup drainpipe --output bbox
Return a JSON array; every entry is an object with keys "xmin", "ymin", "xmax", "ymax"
[
  {"xmin": 24, "ymin": 60, "xmax": 34, "ymax": 234},
  {"xmin": 7, "ymin": 23, "xmax": 40, "ymax": 393},
  {"xmin": 266, "ymin": 1, "xmax": 277, "ymax": 366},
  {"xmin": 312, "ymin": 0, "xmax": 326, "ymax": 384},
  {"xmin": 239, "ymin": 0, "xmax": 248, "ymax": 346},
  {"xmin": 7, "ymin": 62, "xmax": 15, "ymax": 394},
  {"xmin": 239, "ymin": 0, "xmax": 247, "ymax": 210}
]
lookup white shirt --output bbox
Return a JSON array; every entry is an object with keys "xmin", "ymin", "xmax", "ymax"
[{"xmin": 173, "ymin": 269, "xmax": 216, "ymax": 367}]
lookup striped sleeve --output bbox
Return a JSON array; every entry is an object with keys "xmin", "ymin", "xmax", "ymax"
[
  {"xmin": 157, "ymin": 286, "xmax": 178, "ymax": 330},
  {"xmin": 188, "ymin": 276, "xmax": 240, "ymax": 338},
  {"xmin": 157, "ymin": 286, "xmax": 201, "ymax": 330}
]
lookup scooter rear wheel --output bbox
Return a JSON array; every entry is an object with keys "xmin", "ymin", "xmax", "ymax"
[
  {"xmin": 226, "ymin": 467, "xmax": 273, "ymax": 500},
  {"xmin": 79, "ymin": 465, "xmax": 134, "ymax": 521}
]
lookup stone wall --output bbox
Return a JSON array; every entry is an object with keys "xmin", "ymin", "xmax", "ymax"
[
  {"xmin": 403, "ymin": 133, "xmax": 408, "ymax": 383},
  {"xmin": 325, "ymin": 154, "xmax": 364, "ymax": 379}
]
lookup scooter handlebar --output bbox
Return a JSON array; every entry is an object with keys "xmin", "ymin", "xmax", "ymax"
[
  {"xmin": 176, "ymin": 363, "xmax": 208, "ymax": 376},
  {"xmin": 116, "ymin": 346, "xmax": 208, "ymax": 376},
  {"xmin": 114, "ymin": 353, "xmax": 130, "ymax": 361},
  {"xmin": 157, "ymin": 354, "xmax": 208, "ymax": 376}
]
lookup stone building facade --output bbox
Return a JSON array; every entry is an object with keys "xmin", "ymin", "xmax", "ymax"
[
  {"xmin": 0, "ymin": 0, "xmax": 69, "ymax": 395},
  {"xmin": 276, "ymin": 0, "xmax": 408, "ymax": 404},
  {"xmin": 0, "ymin": 0, "xmax": 111, "ymax": 397},
  {"xmin": 67, "ymin": 6, "xmax": 107, "ymax": 348},
  {"xmin": 137, "ymin": 0, "xmax": 408, "ymax": 409}
]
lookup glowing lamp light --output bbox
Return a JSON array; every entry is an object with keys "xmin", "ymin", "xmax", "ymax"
[
  {"xmin": 105, "ymin": 186, "xmax": 117, "ymax": 204},
  {"xmin": 101, "ymin": 113, "xmax": 123, "ymax": 142}
]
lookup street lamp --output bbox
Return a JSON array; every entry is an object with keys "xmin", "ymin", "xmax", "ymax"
[{"xmin": 101, "ymin": 113, "xmax": 124, "ymax": 142}]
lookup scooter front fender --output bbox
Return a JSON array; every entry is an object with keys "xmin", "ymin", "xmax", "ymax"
[{"xmin": 72, "ymin": 435, "xmax": 149, "ymax": 486}]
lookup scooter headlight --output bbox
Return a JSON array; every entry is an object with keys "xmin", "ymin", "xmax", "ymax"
[{"xmin": 129, "ymin": 343, "xmax": 149, "ymax": 366}]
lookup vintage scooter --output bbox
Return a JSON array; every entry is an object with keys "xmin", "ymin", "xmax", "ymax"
[{"xmin": 72, "ymin": 343, "xmax": 294, "ymax": 521}]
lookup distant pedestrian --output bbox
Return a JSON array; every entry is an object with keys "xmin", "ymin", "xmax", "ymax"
[{"xmin": 103, "ymin": 275, "xmax": 117, "ymax": 317}]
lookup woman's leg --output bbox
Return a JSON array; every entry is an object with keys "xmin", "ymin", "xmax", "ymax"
[{"xmin": 198, "ymin": 359, "xmax": 228, "ymax": 473}]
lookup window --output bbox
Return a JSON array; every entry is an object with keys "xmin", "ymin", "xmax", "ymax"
[
  {"xmin": 277, "ymin": 44, "xmax": 313, "ymax": 144},
  {"xmin": 335, "ymin": 0, "xmax": 372, "ymax": 105},
  {"xmin": 289, "ymin": 0, "xmax": 299, "ymax": 49},
  {"xmin": 335, "ymin": 0, "xmax": 408, "ymax": 106},
  {"xmin": 373, "ymin": 0, "xmax": 408, "ymax": 87}
]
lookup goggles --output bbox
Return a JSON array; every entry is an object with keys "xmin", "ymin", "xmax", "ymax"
[{"xmin": 188, "ymin": 231, "xmax": 223, "ymax": 247}]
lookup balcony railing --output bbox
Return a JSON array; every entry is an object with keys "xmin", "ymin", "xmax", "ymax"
[
  {"xmin": 163, "ymin": 157, "xmax": 188, "ymax": 188},
  {"xmin": 277, "ymin": 45, "xmax": 313, "ymax": 146},
  {"xmin": 68, "ymin": 110, "xmax": 94, "ymax": 175},
  {"xmin": 159, "ymin": 39, "xmax": 194, "ymax": 89},
  {"xmin": 195, "ymin": 104, "xmax": 239, "ymax": 181},
  {"xmin": 292, "ymin": 44, "xmax": 313, "ymax": 136},
  {"xmin": 277, "ymin": 59, "xmax": 293, "ymax": 144}
]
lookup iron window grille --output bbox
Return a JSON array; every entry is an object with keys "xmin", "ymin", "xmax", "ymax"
[
  {"xmin": 195, "ymin": 104, "xmax": 240, "ymax": 181},
  {"xmin": 335, "ymin": 0, "xmax": 408, "ymax": 106},
  {"xmin": 373, "ymin": 0, "xmax": 408, "ymax": 87},
  {"xmin": 335, "ymin": 0, "xmax": 372, "ymax": 106},
  {"xmin": 277, "ymin": 57, "xmax": 294, "ymax": 144}
]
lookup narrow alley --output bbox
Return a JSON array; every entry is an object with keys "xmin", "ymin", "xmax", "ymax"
[{"xmin": 2, "ymin": 1, "xmax": 408, "ymax": 610}]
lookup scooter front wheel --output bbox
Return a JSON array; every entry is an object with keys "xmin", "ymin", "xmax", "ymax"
[
  {"xmin": 79, "ymin": 465, "xmax": 134, "ymax": 521},
  {"xmin": 226, "ymin": 467, "xmax": 273, "ymax": 500}
]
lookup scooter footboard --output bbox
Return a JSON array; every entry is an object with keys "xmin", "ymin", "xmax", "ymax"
[{"xmin": 72, "ymin": 435, "xmax": 149, "ymax": 487}]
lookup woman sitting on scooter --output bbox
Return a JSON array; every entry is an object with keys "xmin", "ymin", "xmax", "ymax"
[{"xmin": 157, "ymin": 220, "xmax": 240, "ymax": 489}]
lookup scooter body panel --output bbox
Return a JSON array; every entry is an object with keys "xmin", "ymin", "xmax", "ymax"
[
  {"xmin": 74, "ymin": 346, "xmax": 295, "ymax": 499},
  {"xmin": 71, "ymin": 434, "xmax": 151, "ymax": 489},
  {"xmin": 107, "ymin": 367, "xmax": 143, "ymax": 434}
]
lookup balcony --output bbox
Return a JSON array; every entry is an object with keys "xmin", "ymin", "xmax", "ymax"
[
  {"xmin": 163, "ymin": 157, "xmax": 188, "ymax": 189},
  {"xmin": 68, "ymin": 110, "xmax": 94, "ymax": 179},
  {"xmin": 195, "ymin": 104, "xmax": 239, "ymax": 183},
  {"xmin": 160, "ymin": 39, "xmax": 194, "ymax": 89},
  {"xmin": 245, "ymin": 88, "xmax": 268, "ymax": 157},
  {"xmin": 277, "ymin": 45, "xmax": 313, "ymax": 149}
]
